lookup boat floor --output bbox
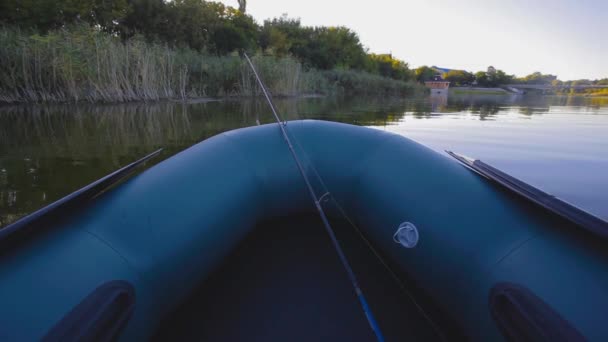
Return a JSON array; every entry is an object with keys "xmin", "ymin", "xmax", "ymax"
[{"xmin": 153, "ymin": 215, "xmax": 441, "ymax": 341}]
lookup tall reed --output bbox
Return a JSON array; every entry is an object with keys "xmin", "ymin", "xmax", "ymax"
[
  {"xmin": 0, "ymin": 25, "xmax": 421, "ymax": 104},
  {"xmin": 321, "ymin": 69, "xmax": 419, "ymax": 96},
  {"xmin": 0, "ymin": 26, "xmax": 326, "ymax": 103},
  {"xmin": 0, "ymin": 26, "xmax": 192, "ymax": 102}
]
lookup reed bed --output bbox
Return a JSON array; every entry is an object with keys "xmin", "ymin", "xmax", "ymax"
[
  {"xmin": 321, "ymin": 69, "xmax": 420, "ymax": 96},
  {"xmin": 0, "ymin": 25, "xmax": 420, "ymax": 104}
]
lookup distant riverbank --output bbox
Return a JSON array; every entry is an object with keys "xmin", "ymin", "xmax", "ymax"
[
  {"xmin": 0, "ymin": 26, "xmax": 423, "ymax": 104},
  {"xmin": 569, "ymin": 89, "xmax": 608, "ymax": 97},
  {"xmin": 450, "ymin": 87, "xmax": 509, "ymax": 95}
]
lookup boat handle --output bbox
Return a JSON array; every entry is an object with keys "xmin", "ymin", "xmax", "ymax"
[{"xmin": 393, "ymin": 222, "xmax": 419, "ymax": 248}]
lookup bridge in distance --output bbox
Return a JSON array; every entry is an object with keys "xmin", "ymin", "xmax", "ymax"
[{"xmin": 502, "ymin": 84, "xmax": 607, "ymax": 90}]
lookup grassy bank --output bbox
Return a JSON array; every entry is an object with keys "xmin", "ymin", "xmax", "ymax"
[
  {"xmin": 450, "ymin": 87, "xmax": 508, "ymax": 95},
  {"xmin": 580, "ymin": 89, "xmax": 608, "ymax": 97},
  {"xmin": 0, "ymin": 26, "xmax": 420, "ymax": 104},
  {"xmin": 552, "ymin": 88, "xmax": 608, "ymax": 97}
]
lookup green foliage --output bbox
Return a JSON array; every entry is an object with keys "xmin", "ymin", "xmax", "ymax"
[
  {"xmin": 1, "ymin": 0, "xmax": 602, "ymax": 95},
  {"xmin": 514, "ymin": 72, "xmax": 557, "ymax": 85},
  {"xmin": 451, "ymin": 89, "xmax": 507, "ymax": 95},
  {"xmin": 161, "ymin": 0, "xmax": 227, "ymax": 52},
  {"xmin": 211, "ymin": 8, "xmax": 258, "ymax": 54},
  {"xmin": 494, "ymin": 70, "xmax": 513, "ymax": 85},
  {"xmin": 260, "ymin": 16, "xmax": 369, "ymax": 71},
  {"xmin": 321, "ymin": 70, "xmax": 418, "ymax": 96},
  {"xmin": 473, "ymin": 67, "xmax": 513, "ymax": 87},
  {"xmin": 259, "ymin": 15, "xmax": 305, "ymax": 55},
  {"xmin": 238, "ymin": 55, "xmax": 330, "ymax": 97},
  {"xmin": 474, "ymin": 71, "xmax": 488, "ymax": 86},
  {"xmin": 366, "ymin": 54, "xmax": 412, "ymax": 81},
  {"xmin": 0, "ymin": 1, "xmax": 427, "ymax": 102},
  {"xmin": 0, "ymin": 25, "xmax": 421, "ymax": 103},
  {"xmin": 119, "ymin": 0, "xmax": 168, "ymax": 41},
  {"xmin": 587, "ymin": 89, "xmax": 608, "ymax": 97},
  {"xmin": 0, "ymin": 25, "xmax": 339, "ymax": 103},
  {"xmin": 556, "ymin": 78, "xmax": 608, "ymax": 87},
  {"xmin": 0, "ymin": 0, "xmax": 257, "ymax": 54},
  {"xmin": 414, "ymin": 66, "xmax": 436, "ymax": 83},
  {"xmin": 259, "ymin": 27, "xmax": 291, "ymax": 56},
  {"xmin": 312, "ymin": 26, "xmax": 368, "ymax": 70},
  {"xmin": 442, "ymin": 70, "xmax": 474, "ymax": 86},
  {"xmin": 0, "ymin": 25, "xmax": 191, "ymax": 102},
  {"xmin": 0, "ymin": 0, "xmax": 130, "ymax": 32}
]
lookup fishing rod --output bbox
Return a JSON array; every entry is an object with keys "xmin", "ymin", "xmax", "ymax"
[{"xmin": 243, "ymin": 53, "xmax": 385, "ymax": 342}]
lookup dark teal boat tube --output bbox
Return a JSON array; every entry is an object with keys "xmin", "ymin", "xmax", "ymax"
[{"xmin": 0, "ymin": 120, "xmax": 607, "ymax": 340}]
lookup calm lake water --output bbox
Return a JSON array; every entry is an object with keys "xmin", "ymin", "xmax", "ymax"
[{"xmin": 1, "ymin": 93, "xmax": 607, "ymax": 227}]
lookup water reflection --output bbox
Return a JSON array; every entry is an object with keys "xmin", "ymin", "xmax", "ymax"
[
  {"xmin": 429, "ymin": 92, "xmax": 448, "ymax": 112},
  {"xmin": 1, "ymin": 94, "xmax": 607, "ymax": 226},
  {"xmin": 0, "ymin": 101, "xmax": 258, "ymax": 226},
  {"xmin": 379, "ymin": 95, "xmax": 608, "ymax": 220}
]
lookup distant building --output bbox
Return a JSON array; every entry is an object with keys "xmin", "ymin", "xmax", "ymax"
[
  {"xmin": 425, "ymin": 74, "xmax": 450, "ymax": 95},
  {"xmin": 431, "ymin": 66, "xmax": 452, "ymax": 74}
]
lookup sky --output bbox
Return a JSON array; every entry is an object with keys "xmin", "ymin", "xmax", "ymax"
[{"xmin": 219, "ymin": 0, "xmax": 608, "ymax": 80}]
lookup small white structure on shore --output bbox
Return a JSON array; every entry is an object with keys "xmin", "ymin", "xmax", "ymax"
[{"xmin": 425, "ymin": 74, "xmax": 450, "ymax": 95}]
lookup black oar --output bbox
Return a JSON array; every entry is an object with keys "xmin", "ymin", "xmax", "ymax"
[
  {"xmin": 447, "ymin": 151, "xmax": 608, "ymax": 239},
  {"xmin": 0, "ymin": 149, "xmax": 163, "ymax": 246}
]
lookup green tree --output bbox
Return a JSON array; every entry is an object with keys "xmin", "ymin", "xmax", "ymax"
[
  {"xmin": 211, "ymin": 7, "xmax": 258, "ymax": 54},
  {"xmin": 260, "ymin": 16, "xmax": 368, "ymax": 70},
  {"xmin": 442, "ymin": 70, "xmax": 474, "ymax": 86},
  {"xmin": 493, "ymin": 70, "xmax": 513, "ymax": 85},
  {"xmin": 474, "ymin": 71, "xmax": 488, "ymax": 86},
  {"xmin": 158, "ymin": 0, "xmax": 257, "ymax": 53},
  {"xmin": 0, "ymin": 0, "xmax": 423, "ymax": 87},
  {"xmin": 516, "ymin": 72, "xmax": 557, "ymax": 84},
  {"xmin": 120, "ymin": 0, "xmax": 168, "ymax": 41},
  {"xmin": 163, "ymin": 0, "xmax": 223, "ymax": 51},
  {"xmin": 294, "ymin": 26, "xmax": 367, "ymax": 70},
  {"xmin": 260, "ymin": 16, "xmax": 310, "ymax": 58},
  {"xmin": 367, "ymin": 54, "xmax": 412, "ymax": 81},
  {"xmin": 259, "ymin": 27, "xmax": 291, "ymax": 55},
  {"xmin": 473, "ymin": 67, "xmax": 512, "ymax": 87},
  {"xmin": 0, "ymin": 0, "xmax": 129, "ymax": 32},
  {"xmin": 415, "ymin": 66, "xmax": 436, "ymax": 83}
]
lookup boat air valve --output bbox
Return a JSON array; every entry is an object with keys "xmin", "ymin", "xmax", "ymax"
[{"xmin": 393, "ymin": 222, "xmax": 419, "ymax": 248}]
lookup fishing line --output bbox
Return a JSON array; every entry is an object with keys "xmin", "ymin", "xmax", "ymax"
[
  {"xmin": 266, "ymin": 66, "xmax": 447, "ymax": 340},
  {"xmin": 288, "ymin": 134, "xmax": 447, "ymax": 341},
  {"xmin": 243, "ymin": 53, "xmax": 385, "ymax": 342}
]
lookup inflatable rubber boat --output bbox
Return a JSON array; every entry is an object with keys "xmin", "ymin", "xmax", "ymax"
[{"xmin": 1, "ymin": 120, "xmax": 607, "ymax": 341}]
